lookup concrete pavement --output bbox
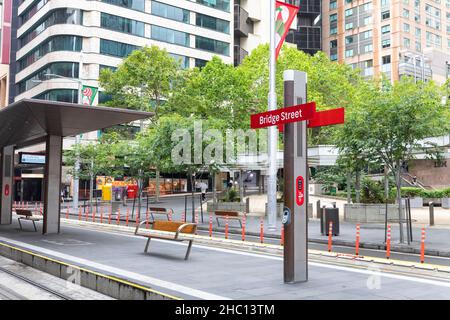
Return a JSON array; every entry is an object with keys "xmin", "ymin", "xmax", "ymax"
[{"xmin": 2, "ymin": 219, "xmax": 450, "ymax": 299}]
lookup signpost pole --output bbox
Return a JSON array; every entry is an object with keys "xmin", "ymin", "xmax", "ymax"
[
  {"xmin": 283, "ymin": 70, "xmax": 308, "ymax": 283},
  {"xmin": 267, "ymin": 0, "xmax": 278, "ymax": 232}
]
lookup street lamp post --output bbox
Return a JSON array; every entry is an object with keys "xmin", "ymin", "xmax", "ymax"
[{"xmin": 267, "ymin": 0, "xmax": 278, "ymax": 232}]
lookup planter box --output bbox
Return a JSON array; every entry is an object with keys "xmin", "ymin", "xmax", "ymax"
[
  {"xmin": 423, "ymin": 198, "xmax": 442, "ymax": 206},
  {"xmin": 265, "ymin": 203, "xmax": 313, "ymax": 219},
  {"xmin": 207, "ymin": 200, "xmax": 249, "ymax": 213},
  {"xmin": 399, "ymin": 197, "xmax": 423, "ymax": 208},
  {"xmin": 344, "ymin": 203, "xmax": 400, "ymax": 223},
  {"xmin": 443, "ymin": 198, "xmax": 450, "ymax": 209}
]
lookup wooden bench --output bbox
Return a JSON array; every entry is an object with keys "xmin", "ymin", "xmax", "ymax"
[
  {"xmin": 135, "ymin": 220, "xmax": 197, "ymax": 260},
  {"xmin": 148, "ymin": 207, "xmax": 172, "ymax": 222},
  {"xmin": 214, "ymin": 210, "xmax": 246, "ymax": 228},
  {"xmin": 15, "ymin": 209, "xmax": 42, "ymax": 232}
]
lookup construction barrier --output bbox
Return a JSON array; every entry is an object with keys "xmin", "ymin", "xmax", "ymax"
[
  {"xmin": 386, "ymin": 225, "xmax": 391, "ymax": 259},
  {"xmin": 355, "ymin": 224, "xmax": 360, "ymax": 256},
  {"xmin": 260, "ymin": 217, "xmax": 264, "ymax": 244},
  {"xmin": 328, "ymin": 221, "xmax": 333, "ymax": 252},
  {"xmin": 420, "ymin": 227, "xmax": 426, "ymax": 264},
  {"xmin": 242, "ymin": 215, "xmax": 246, "ymax": 242},
  {"xmin": 225, "ymin": 215, "xmax": 229, "ymax": 240}
]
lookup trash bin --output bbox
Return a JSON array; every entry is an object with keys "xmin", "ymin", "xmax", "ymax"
[
  {"xmin": 102, "ymin": 185, "xmax": 112, "ymax": 201},
  {"xmin": 320, "ymin": 207, "xmax": 339, "ymax": 236},
  {"xmin": 127, "ymin": 185, "xmax": 138, "ymax": 199},
  {"xmin": 113, "ymin": 187, "xmax": 123, "ymax": 201}
]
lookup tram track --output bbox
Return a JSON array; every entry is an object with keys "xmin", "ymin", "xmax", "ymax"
[{"xmin": 0, "ymin": 266, "xmax": 73, "ymax": 300}]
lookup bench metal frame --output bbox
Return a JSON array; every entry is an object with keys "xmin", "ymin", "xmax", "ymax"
[
  {"xmin": 135, "ymin": 221, "xmax": 197, "ymax": 260},
  {"xmin": 148, "ymin": 207, "xmax": 173, "ymax": 223},
  {"xmin": 15, "ymin": 209, "xmax": 41, "ymax": 232},
  {"xmin": 215, "ymin": 211, "xmax": 245, "ymax": 228}
]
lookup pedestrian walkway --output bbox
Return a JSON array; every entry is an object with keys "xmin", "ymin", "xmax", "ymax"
[{"xmin": 1, "ymin": 219, "xmax": 450, "ymax": 299}]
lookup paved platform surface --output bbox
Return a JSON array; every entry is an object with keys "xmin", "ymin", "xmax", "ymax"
[{"xmin": 2, "ymin": 220, "xmax": 450, "ymax": 299}]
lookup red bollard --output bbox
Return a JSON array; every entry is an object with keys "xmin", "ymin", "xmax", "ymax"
[
  {"xmin": 242, "ymin": 215, "xmax": 246, "ymax": 242},
  {"xmin": 136, "ymin": 210, "xmax": 140, "ymax": 226},
  {"xmin": 66, "ymin": 203, "xmax": 69, "ymax": 219},
  {"xmin": 420, "ymin": 227, "xmax": 426, "ymax": 263},
  {"xmin": 281, "ymin": 224, "xmax": 285, "ymax": 246},
  {"xmin": 355, "ymin": 224, "xmax": 361, "ymax": 256},
  {"xmin": 260, "ymin": 217, "xmax": 264, "ymax": 244},
  {"xmin": 92, "ymin": 206, "xmax": 96, "ymax": 223},
  {"xmin": 85, "ymin": 206, "xmax": 89, "ymax": 222},
  {"xmin": 78, "ymin": 207, "xmax": 82, "ymax": 221},
  {"xmin": 195, "ymin": 210, "xmax": 199, "ymax": 224},
  {"xmin": 168, "ymin": 209, "xmax": 173, "ymax": 222},
  {"xmin": 126, "ymin": 208, "xmax": 130, "ymax": 226},
  {"xmin": 182, "ymin": 212, "xmax": 186, "ymax": 223},
  {"xmin": 209, "ymin": 214, "xmax": 213, "ymax": 238},
  {"xmin": 116, "ymin": 207, "xmax": 121, "ymax": 225},
  {"xmin": 100, "ymin": 206, "xmax": 104, "ymax": 224},
  {"xmin": 386, "ymin": 225, "xmax": 391, "ymax": 259},
  {"xmin": 108, "ymin": 206, "xmax": 112, "ymax": 224},
  {"xmin": 328, "ymin": 221, "xmax": 333, "ymax": 252},
  {"xmin": 225, "ymin": 215, "xmax": 229, "ymax": 240}
]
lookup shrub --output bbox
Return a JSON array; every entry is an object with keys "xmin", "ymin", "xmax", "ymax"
[
  {"xmin": 422, "ymin": 190, "xmax": 444, "ymax": 198},
  {"xmin": 222, "ymin": 189, "xmax": 240, "ymax": 203},
  {"xmin": 361, "ymin": 178, "xmax": 385, "ymax": 204},
  {"xmin": 442, "ymin": 188, "xmax": 450, "ymax": 197}
]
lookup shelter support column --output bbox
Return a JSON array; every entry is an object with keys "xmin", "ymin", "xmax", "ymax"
[
  {"xmin": 43, "ymin": 135, "xmax": 62, "ymax": 234},
  {"xmin": 1, "ymin": 146, "xmax": 14, "ymax": 225}
]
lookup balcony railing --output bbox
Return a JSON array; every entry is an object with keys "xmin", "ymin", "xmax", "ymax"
[{"xmin": 234, "ymin": 45, "xmax": 248, "ymax": 66}]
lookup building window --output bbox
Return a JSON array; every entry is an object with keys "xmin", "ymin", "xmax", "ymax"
[
  {"xmin": 151, "ymin": 25, "xmax": 190, "ymax": 46},
  {"xmin": 345, "ymin": 49, "xmax": 354, "ymax": 57},
  {"xmin": 345, "ymin": 0, "xmax": 353, "ymax": 3},
  {"xmin": 330, "ymin": 53, "xmax": 338, "ymax": 61},
  {"xmin": 195, "ymin": 36, "xmax": 230, "ymax": 55},
  {"xmin": 100, "ymin": 39, "xmax": 138, "ymax": 57},
  {"xmin": 415, "ymin": 0, "xmax": 421, "ymax": 8},
  {"xmin": 381, "ymin": 25, "xmax": 390, "ymax": 34},
  {"xmin": 196, "ymin": 0, "xmax": 230, "ymax": 12},
  {"xmin": 19, "ymin": 0, "xmax": 50, "ymax": 26},
  {"xmin": 345, "ymin": 36, "xmax": 354, "ymax": 44},
  {"xmin": 345, "ymin": 22, "xmax": 354, "ymax": 30},
  {"xmin": 17, "ymin": 62, "xmax": 79, "ymax": 94},
  {"xmin": 18, "ymin": 35, "xmax": 82, "ymax": 72},
  {"xmin": 330, "ymin": 40, "xmax": 338, "ymax": 48},
  {"xmin": 403, "ymin": 9, "xmax": 410, "ymax": 18},
  {"xmin": 381, "ymin": 11, "xmax": 390, "ymax": 20},
  {"xmin": 363, "ymin": 43, "xmax": 373, "ymax": 52},
  {"xmin": 361, "ymin": 2, "xmax": 373, "ymax": 11},
  {"xmin": 361, "ymin": 30, "xmax": 372, "ymax": 39},
  {"xmin": 195, "ymin": 59, "xmax": 208, "ymax": 68},
  {"xmin": 363, "ymin": 16, "xmax": 373, "ymax": 25},
  {"xmin": 403, "ymin": 23, "xmax": 410, "ymax": 32},
  {"xmin": 404, "ymin": 37, "xmax": 411, "ymax": 48},
  {"xmin": 403, "ymin": 0, "xmax": 409, "ymax": 4},
  {"xmin": 170, "ymin": 53, "xmax": 189, "ymax": 69},
  {"xmin": 330, "ymin": 13, "xmax": 338, "ymax": 22},
  {"xmin": 416, "ymin": 42, "xmax": 422, "ymax": 51},
  {"xmin": 101, "ymin": 0, "xmax": 145, "ymax": 12},
  {"xmin": 415, "ymin": 13, "xmax": 421, "ymax": 22},
  {"xmin": 152, "ymin": 1, "xmax": 189, "ymax": 23},
  {"xmin": 330, "ymin": 27, "xmax": 337, "ymax": 35},
  {"xmin": 35, "ymin": 89, "xmax": 78, "ymax": 103},
  {"xmin": 345, "ymin": 9, "xmax": 354, "ymax": 17},
  {"xmin": 382, "ymin": 55, "xmax": 391, "ymax": 64},
  {"xmin": 382, "ymin": 39, "xmax": 391, "ymax": 48},
  {"xmin": 101, "ymin": 13, "xmax": 144, "ymax": 37},
  {"xmin": 196, "ymin": 13, "xmax": 230, "ymax": 33},
  {"xmin": 381, "ymin": 0, "xmax": 390, "ymax": 6},
  {"xmin": 415, "ymin": 27, "xmax": 421, "ymax": 37},
  {"xmin": 330, "ymin": 0, "xmax": 337, "ymax": 9},
  {"xmin": 19, "ymin": 8, "xmax": 83, "ymax": 48}
]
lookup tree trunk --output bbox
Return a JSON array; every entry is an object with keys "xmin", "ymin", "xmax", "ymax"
[
  {"xmin": 395, "ymin": 160, "xmax": 404, "ymax": 243},
  {"xmin": 155, "ymin": 169, "xmax": 160, "ymax": 202},
  {"xmin": 89, "ymin": 160, "xmax": 94, "ymax": 212},
  {"xmin": 190, "ymin": 172, "xmax": 196, "ymax": 223},
  {"xmin": 384, "ymin": 165, "xmax": 389, "ymax": 200},
  {"xmin": 355, "ymin": 170, "xmax": 361, "ymax": 203},
  {"xmin": 212, "ymin": 172, "xmax": 217, "ymax": 204},
  {"xmin": 347, "ymin": 171, "xmax": 352, "ymax": 204}
]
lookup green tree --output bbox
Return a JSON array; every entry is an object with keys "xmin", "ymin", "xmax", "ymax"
[
  {"xmin": 99, "ymin": 45, "xmax": 180, "ymax": 116},
  {"xmin": 357, "ymin": 77, "xmax": 449, "ymax": 241}
]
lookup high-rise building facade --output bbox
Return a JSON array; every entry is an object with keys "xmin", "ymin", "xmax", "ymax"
[
  {"xmin": 322, "ymin": 0, "xmax": 450, "ymax": 84},
  {"xmin": 0, "ymin": 0, "xmax": 12, "ymax": 107},
  {"xmin": 11, "ymin": 0, "xmax": 233, "ymax": 104}
]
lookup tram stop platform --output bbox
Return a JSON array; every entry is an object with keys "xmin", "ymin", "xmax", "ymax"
[{"xmin": 1, "ymin": 218, "xmax": 450, "ymax": 300}]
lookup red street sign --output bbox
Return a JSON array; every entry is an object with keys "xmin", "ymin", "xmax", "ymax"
[
  {"xmin": 250, "ymin": 102, "xmax": 316, "ymax": 129},
  {"xmin": 308, "ymin": 107, "xmax": 345, "ymax": 128}
]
